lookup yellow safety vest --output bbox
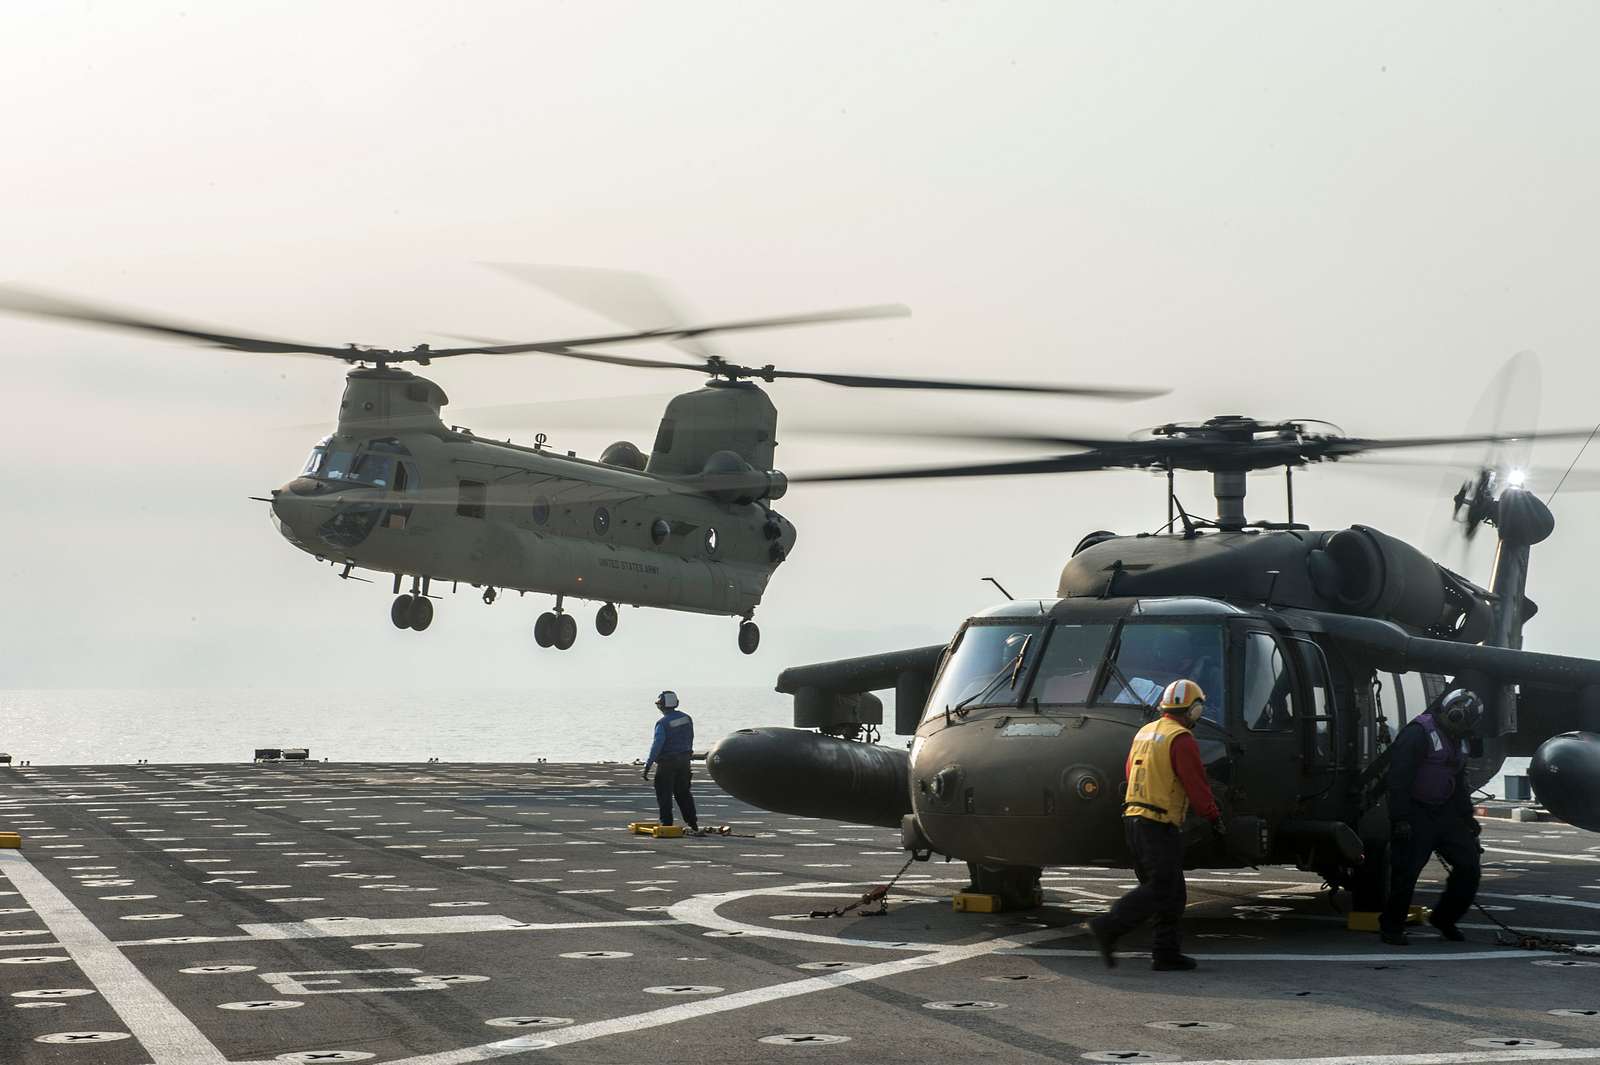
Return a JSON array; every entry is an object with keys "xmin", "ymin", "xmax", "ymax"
[{"xmin": 1123, "ymin": 715, "xmax": 1192, "ymax": 826}]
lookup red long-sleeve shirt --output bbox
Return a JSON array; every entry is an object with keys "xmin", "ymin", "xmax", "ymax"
[{"xmin": 1124, "ymin": 715, "xmax": 1220, "ymax": 822}]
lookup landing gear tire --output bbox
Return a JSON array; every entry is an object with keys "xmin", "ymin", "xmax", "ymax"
[
  {"xmin": 408, "ymin": 596, "xmax": 434, "ymax": 632},
  {"xmin": 738, "ymin": 620, "xmax": 760, "ymax": 655},
  {"xmin": 391, "ymin": 594, "xmax": 416, "ymax": 629},
  {"xmin": 533, "ymin": 612, "xmax": 557, "ymax": 648},
  {"xmin": 554, "ymin": 612, "xmax": 578, "ymax": 650},
  {"xmin": 964, "ymin": 862, "xmax": 1044, "ymax": 911},
  {"xmin": 596, "ymin": 603, "xmax": 618, "ymax": 637}
]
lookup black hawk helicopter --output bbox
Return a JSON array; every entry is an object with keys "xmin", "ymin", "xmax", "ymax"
[
  {"xmin": 0, "ymin": 276, "xmax": 1162, "ymax": 654},
  {"xmin": 708, "ymin": 413, "xmax": 1600, "ymax": 908}
]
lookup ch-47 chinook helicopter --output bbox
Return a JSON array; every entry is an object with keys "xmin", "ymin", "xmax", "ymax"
[
  {"xmin": 708, "ymin": 413, "xmax": 1600, "ymax": 909},
  {"xmin": 0, "ymin": 277, "xmax": 1160, "ymax": 654}
]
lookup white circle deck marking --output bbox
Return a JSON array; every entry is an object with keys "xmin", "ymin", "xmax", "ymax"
[
  {"xmin": 984, "ymin": 973, "xmax": 1060, "ymax": 983},
  {"xmin": 120, "ymin": 913, "xmax": 182, "ymax": 921},
  {"xmin": 13, "ymin": 989, "xmax": 96, "ymax": 999},
  {"xmin": 1, "ymin": 956, "xmax": 70, "ymax": 965},
  {"xmin": 924, "ymin": 1000, "xmax": 1005, "ymax": 1011},
  {"xmin": 36, "ymin": 1032, "xmax": 132, "ymax": 1044},
  {"xmin": 15, "ymin": 1002, "xmax": 68, "ymax": 1009},
  {"xmin": 644, "ymin": 985, "xmax": 724, "ymax": 995},
  {"xmin": 759, "ymin": 1034, "xmax": 852, "ymax": 1045},
  {"xmin": 220, "ymin": 999, "xmax": 305, "ymax": 1010},
  {"xmin": 1467, "ymin": 1038, "xmax": 1563, "ymax": 1049},
  {"xmin": 1082, "ymin": 1053, "xmax": 1177, "ymax": 1063},
  {"xmin": 351, "ymin": 942, "xmax": 423, "ymax": 951},
  {"xmin": 486, "ymin": 1016, "xmax": 574, "ymax": 1028},
  {"xmin": 275, "ymin": 1052, "xmax": 376, "ymax": 1062},
  {"xmin": 1147, "ymin": 1021, "xmax": 1235, "ymax": 1031},
  {"xmin": 560, "ymin": 951, "xmax": 632, "ymax": 959},
  {"xmin": 181, "ymin": 964, "xmax": 257, "ymax": 974}
]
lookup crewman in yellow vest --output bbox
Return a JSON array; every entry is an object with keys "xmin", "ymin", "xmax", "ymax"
[{"xmin": 1088, "ymin": 678, "xmax": 1225, "ymax": 971}]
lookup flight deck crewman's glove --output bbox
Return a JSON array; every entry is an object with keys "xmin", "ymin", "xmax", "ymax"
[
  {"xmin": 1209, "ymin": 818, "xmax": 1228, "ymax": 840},
  {"xmin": 1466, "ymin": 817, "xmax": 1482, "ymax": 838}
]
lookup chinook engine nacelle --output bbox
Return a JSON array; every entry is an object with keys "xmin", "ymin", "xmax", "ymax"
[{"xmin": 695, "ymin": 449, "xmax": 788, "ymax": 504}]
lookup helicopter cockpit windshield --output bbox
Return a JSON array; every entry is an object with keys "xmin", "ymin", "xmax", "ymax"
[
  {"xmin": 1090, "ymin": 622, "xmax": 1227, "ymax": 724},
  {"xmin": 925, "ymin": 622, "xmax": 1048, "ymax": 719},
  {"xmin": 301, "ymin": 437, "xmax": 414, "ymax": 490}
]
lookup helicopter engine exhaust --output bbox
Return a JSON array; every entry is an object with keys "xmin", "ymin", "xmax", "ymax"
[
  {"xmin": 706, "ymin": 727, "xmax": 910, "ymax": 828},
  {"xmin": 1529, "ymin": 731, "xmax": 1600, "ymax": 832}
]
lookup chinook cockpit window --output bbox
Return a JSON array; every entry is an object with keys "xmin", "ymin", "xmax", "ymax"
[
  {"xmin": 1091, "ymin": 622, "xmax": 1226, "ymax": 724},
  {"xmin": 924, "ymin": 622, "xmax": 1045, "ymax": 720}
]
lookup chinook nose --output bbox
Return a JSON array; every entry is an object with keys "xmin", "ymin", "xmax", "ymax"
[{"xmin": 270, "ymin": 482, "xmax": 320, "ymax": 545}]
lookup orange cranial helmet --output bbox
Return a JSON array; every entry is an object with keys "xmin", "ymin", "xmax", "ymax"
[{"xmin": 1159, "ymin": 678, "xmax": 1207, "ymax": 726}]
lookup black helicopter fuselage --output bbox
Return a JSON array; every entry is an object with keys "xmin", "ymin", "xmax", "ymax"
[{"xmin": 710, "ymin": 518, "xmax": 1600, "ymax": 901}]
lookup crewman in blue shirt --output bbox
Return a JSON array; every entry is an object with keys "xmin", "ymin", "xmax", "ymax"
[{"xmin": 643, "ymin": 690, "xmax": 700, "ymax": 833}]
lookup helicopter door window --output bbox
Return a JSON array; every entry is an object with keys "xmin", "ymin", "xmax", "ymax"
[
  {"xmin": 923, "ymin": 622, "xmax": 1046, "ymax": 721},
  {"xmin": 302, "ymin": 448, "xmax": 327, "ymax": 476},
  {"xmin": 457, "ymin": 480, "xmax": 487, "ymax": 519},
  {"xmin": 1242, "ymin": 632, "xmax": 1294, "ymax": 732},
  {"xmin": 1290, "ymin": 638, "xmax": 1336, "ymax": 762}
]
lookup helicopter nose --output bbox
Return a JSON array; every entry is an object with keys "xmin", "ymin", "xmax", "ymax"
[{"xmin": 270, "ymin": 483, "xmax": 318, "ymax": 546}]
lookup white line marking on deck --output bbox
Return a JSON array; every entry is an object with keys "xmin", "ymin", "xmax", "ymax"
[
  {"xmin": 0, "ymin": 850, "xmax": 229, "ymax": 1065},
  {"xmin": 1483, "ymin": 847, "xmax": 1600, "ymax": 864},
  {"xmin": 1171, "ymin": 1052, "xmax": 1600, "ymax": 1065}
]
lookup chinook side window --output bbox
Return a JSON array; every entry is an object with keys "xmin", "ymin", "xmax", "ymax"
[
  {"xmin": 1242, "ymin": 632, "xmax": 1294, "ymax": 732},
  {"xmin": 457, "ymin": 480, "xmax": 486, "ymax": 519}
]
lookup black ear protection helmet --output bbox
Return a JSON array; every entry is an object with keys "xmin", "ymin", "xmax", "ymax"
[{"xmin": 1436, "ymin": 688, "xmax": 1483, "ymax": 739}]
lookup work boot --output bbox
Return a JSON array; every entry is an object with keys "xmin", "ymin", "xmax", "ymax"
[
  {"xmin": 1379, "ymin": 929, "xmax": 1409, "ymax": 946},
  {"xmin": 1151, "ymin": 954, "xmax": 1198, "ymax": 972},
  {"xmin": 1086, "ymin": 917, "xmax": 1117, "ymax": 969},
  {"xmin": 1428, "ymin": 915, "xmax": 1465, "ymax": 942}
]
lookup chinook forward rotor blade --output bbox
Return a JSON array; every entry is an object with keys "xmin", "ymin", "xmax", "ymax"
[{"xmin": 0, "ymin": 286, "xmax": 349, "ymax": 357}]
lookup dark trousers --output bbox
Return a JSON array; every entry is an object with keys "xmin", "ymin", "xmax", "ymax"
[
  {"xmin": 1381, "ymin": 803, "xmax": 1481, "ymax": 933},
  {"xmin": 1099, "ymin": 816, "xmax": 1187, "ymax": 957},
  {"xmin": 653, "ymin": 753, "xmax": 698, "ymax": 828}
]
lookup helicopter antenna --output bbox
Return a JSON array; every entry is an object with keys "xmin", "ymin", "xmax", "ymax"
[
  {"xmin": 982, "ymin": 576, "xmax": 1014, "ymax": 601},
  {"xmin": 1172, "ymin": 495, "xmax": 1199, "ymax": 539},
  {"xmin": 1548, "ymin": 420, "xmax": 1600, "ymax": 502}
]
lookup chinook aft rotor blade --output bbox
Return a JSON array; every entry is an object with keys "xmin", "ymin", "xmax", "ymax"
[{"xmin": 792, "ymin": 452, "xmax": 1126, "ymax": 484}]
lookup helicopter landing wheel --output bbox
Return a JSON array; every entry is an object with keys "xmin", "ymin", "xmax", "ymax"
[
  {"xmin": 554, "ymin": 612, "xmax": 578, "ymax": 651},
  {"xmin": 596, "ymin": 603, "xmax": 618, "ymax": 637},
  {"xmin": 391, "ymin": 594, "xmax": 416, "ymax": 630},
  {"xmin": 964, "ymin": 862, "xmax": 1043, "ymax": 910},
  {"xmin": 737, "ymin": 620, "xmax": 760, "ymax": 655},
  {"xmin": 408, "ymin": 595, "xmax": 434, "ymax": 632},
  {"xmin": 533, "ymin": 612, "xmax": 557, "ymax": 648}
]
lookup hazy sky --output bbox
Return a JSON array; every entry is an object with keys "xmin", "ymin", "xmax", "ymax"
[{"xmin": 4, "ymin": 1, "xmax": 1600, "ymax": 694}]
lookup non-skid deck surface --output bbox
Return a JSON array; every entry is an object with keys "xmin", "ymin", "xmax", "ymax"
[{"xmin": 0, "ymin": 761, "xmax": 1596, "ymax": 1065}]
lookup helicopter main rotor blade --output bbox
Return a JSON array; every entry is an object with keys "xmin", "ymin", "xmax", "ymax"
[
  {"xmin": 792, "ymin": 452, "xmax": 1123, "ymax": 484},
  {"xmin": 763, "ymin": 367, "xmax": 1165, "ymax": 398},
  {"xmin": 424, "ymin": 304, "xmax": 910, "ymax": 357},
  {"xmin": 485, "ymin": 262, "xmax": 715, "ymax": 360},
  {"xmin": 0, "ymin": 286, "xmax": 349, "ymax": 357}
]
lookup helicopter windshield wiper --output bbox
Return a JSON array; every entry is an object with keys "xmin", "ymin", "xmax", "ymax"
[{"xmin": 950, "ymin": 634, "xmax": 1033, "ymax": 718}]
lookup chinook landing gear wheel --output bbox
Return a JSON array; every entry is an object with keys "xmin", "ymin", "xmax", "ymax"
[
  {"xmin": 408, "ymin": 595, "xmax": 434, "ymax": 631},
  {"xmin": 391, "ymin": 594, "xmax": 416, "ymax": 629},
  {"xmin": 737, "ymin": 620, "xmax": 761, "ymax": 655},
  {"xmin": 554, "ymin": 612, "xmax": 578, "ymax": 650},
  {"xmin": 596, "ymin": 603, "xmax": 618, "ymax": 636},
  {"xmin": 533, "ymin": 612, "xmax": 557, "ymax": 648}
]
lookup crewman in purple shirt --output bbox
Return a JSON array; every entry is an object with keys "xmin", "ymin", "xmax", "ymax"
[{"xmin": 1379, "ymin": 688, "xmax": 1484, "ymax": 945}]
